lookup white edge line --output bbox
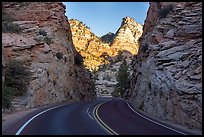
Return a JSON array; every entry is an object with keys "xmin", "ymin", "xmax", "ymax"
[
  {"xmin": 88, "ymin": 113, "xmax": 94, "ymax": 120},
  {"xmin": 121, "ymin": 98, "xmax": 187, "ymax": 135},
  {"xmin": 15, "ymin": 104, "xmax": 65, "ymax": 135},
  {"xmin": 87, "ymin": 107, "xmax": 94, "ymax": 120}
]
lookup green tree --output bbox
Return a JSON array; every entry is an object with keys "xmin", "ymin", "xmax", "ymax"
[{"xmin": 114, "ymin": 59, "xmax": 129, "ymax": 98}]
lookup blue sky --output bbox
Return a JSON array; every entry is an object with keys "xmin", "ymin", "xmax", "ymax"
[{"xmin": 63, "ymin": 2, "xmax": 149, "ymax": 37}]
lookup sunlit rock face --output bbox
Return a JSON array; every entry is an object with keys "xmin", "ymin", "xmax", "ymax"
[
  {"xmin": 2, "ymin": 2, "xmax": 96, "ymax": 110},
  {"xmin": 127, "ymin": 2, "xmax": 202, "ymax": 130},
  {"xmin": 69, "ymin": 17, "xmax": 143, "ymax": 96},
  {"xmin": 69, "ymin": 17, "xmax": 143, "ymax": 72},
  {"xmin": 69, "ymin": 19, "xmax": 111, "ymax": 72},
  {"xmin": 110, "ymin": 17, "xmax": 143, "ymax": 55}
]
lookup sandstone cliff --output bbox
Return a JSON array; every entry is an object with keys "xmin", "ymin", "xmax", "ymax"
[
  {"xmin": 69, "ymin": 17, "xmax": 143, "ymax": 72},
  {"xmin": 126, "ymin": 2, "xmax": 202, "ymax": 130},
  {"xmin": 69, "ymin": 17, "xmax": 143, "ymax": 95},
  {"xmin": 94, "ymin": 51, "xmax": 133, "ymax": 96},
  {"xmin": 110, "ymin": 17, "xmax": 143, "ymax": 55},
  {"xmin": 2, "ymin": 2, "xmax": 96, "ymax": 110},
  {"xmin": 69, "ymin": 19, "xmax": 112, "ymax": 71}
]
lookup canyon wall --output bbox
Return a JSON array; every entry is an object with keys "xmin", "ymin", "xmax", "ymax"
[
  {"xmin": 69, "ymin": 17, "xmax": 143, "ymax": 95},
  {"xmin": 69, "ymin": 17, "xmax": 143, "ymax": 72},
  {"xmin": 111, "ymin": 17, "xmax": 143, "ymax": 55},
  {"xmin": 127, "ymin": 2, "xmax": 202, "ymax": 130},
  {"xmin": 2, "ymin": 2, "xmax": 96, "ymax": 110},
  {"xmin": 69, "ymin": 19, "xmax": 111, "ymax": 71}
]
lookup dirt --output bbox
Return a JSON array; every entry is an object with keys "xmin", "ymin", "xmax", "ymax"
[{"xmin": 2, "ymin": 108, "xmax": 38, "ymax": 132}]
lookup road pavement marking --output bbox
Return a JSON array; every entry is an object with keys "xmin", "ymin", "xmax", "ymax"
[
  {"xmin": 93, "ymin": 103, "xmax": 119, "ymax": 135},
  {"xmin": 15, "ymin": 104, "xmax": 66, "ymax": 135},
  {"xmin": 87, "ymin": 108, "xmax": 94, "ymax": 120},
  {"xmin": 122, "ymin": 99, "xmax": 187, "ymax": 135}
]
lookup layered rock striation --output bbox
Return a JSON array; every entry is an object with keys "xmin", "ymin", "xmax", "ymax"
[
  {"xmin": 127, "ymin": 2, "xmax": 202, "ymax": 130},
  {"xmin": 2, "ymin": 2, "xmax": 96, "ymax": 110}
]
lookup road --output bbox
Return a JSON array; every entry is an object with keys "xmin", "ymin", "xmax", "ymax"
[{"xmin": 2, "ymin": 97, "xmax": 190, "ymax": 135}]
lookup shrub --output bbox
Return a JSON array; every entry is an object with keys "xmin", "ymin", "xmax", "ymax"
[
  {"xmin": 2, "ymin": 21, "xmax": 22, "ymax": 33},
  {"xmin": 19, "ymin": 2, "xmax": 31, "ymax": 7},
  {"xmin": 56, "ymin": 52, "xmax": 63, "ymax": 60},
  {"xmin": 74, "ymin": 52, "xmax": 84, "ymax": 65},
  {"xmin": 2, "ymin": 85, "xmax": 15, "ymax": 109},
  {"xmin": 158, "ymin": 5, "xmax": 173, "ymax": 19},
  {"xmin": 44, "ymin": 36, "xmax": 52, "ymax": 45},
  {"xmin": 4, "ymin": 59, "xmax": 31, "ymax": 96},
  {"xmin": 104, "ymin": 75, "xmax": 111, "ymax": 81},
  {"xmin": 139, "ymin": 101, "xmax": 144, "ymax": 110},
  {"xmin": 141, "ymin": 43, "xmax": 148, "ymax": 52},
  {"xmin": 53, "ymin": 80, "xmax": 56, "ymax": 87},
  {"xmin": 64, "ymin": 56, "xmax": 67, "ymax": 63},
  {"xmin": 101, "ymin": 90, "xmax": 109, "ymax": 94},
  {"xmin": 148, "ymin": 81, "xmax": 152, "ymax": 90},
  {"xmin": 138, "ymin": 36, "xmax": 143, "ymax": 43},
  {"xmin": 39, "ymin": 29, "xmax": 47, "ymax": 36},
  {"xmin": 115, "ymin": 51, "xmax": 123, "ymax": 62},
  {"xmin": 2, "ymin": 8, "xmax": 21, "ymax": 33},
  {"xmin": 111, "ymin": 89, "xmax": 120, "ymax": 97}
]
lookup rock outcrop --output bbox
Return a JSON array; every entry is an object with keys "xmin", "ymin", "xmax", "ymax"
[
  {"xmin": 69, "ymin": 17, "xmax": 143, "ymax": 72},
  {"xmin": 2, "ymin": 2, "xmax": 96, "ymax": 110},
  {"xmin": 69, "ymin": 17, "xmax": 143, "ymax": 95},
  {"xmin": 69, "ymin": 19, "xmax": 112, "ymax": 71},
  {"xmin": 127, "ymin": 2, "xmax": 202, "ymax": 130},
  {"xmin": 94, "ymin": 51, "xmax": 133, "ymax": 96},
  {"xmin": 110, "ymin": 17, "xmax": 143, "ymax": 55}
]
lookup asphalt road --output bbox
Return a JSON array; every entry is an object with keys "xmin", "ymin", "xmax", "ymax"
[{"xmin": 3, "ymin": 97, "xmax": 191, "ymax": 135}]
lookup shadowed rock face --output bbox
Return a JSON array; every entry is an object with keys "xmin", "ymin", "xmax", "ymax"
[
  {"xmin": 2, "ymin": 2, "xmax": 96, "ymax": 110},
  {"xmin": 127, "ymin": 2, "xmax": 202, "ymax": 130},
  {"xmin": 100, "ymin": 32, "xmax": 115, "ymax": 43}
]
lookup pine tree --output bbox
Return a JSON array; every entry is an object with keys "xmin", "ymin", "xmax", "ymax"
[{"xmin": 115, "ymin": 59, "xmax": 129, "ymax": 98}]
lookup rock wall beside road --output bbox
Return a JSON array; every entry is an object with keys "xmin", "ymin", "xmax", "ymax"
[
  {"xmin": 127, "ymin": 2, "xmax": 202, "ymax": 130},
  {"xmin": 2, "ymin": 2, "xmax": 96, "ymax": 110}
]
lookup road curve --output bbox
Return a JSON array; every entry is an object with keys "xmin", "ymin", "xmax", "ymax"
[
  {"xmin": 3, "ymin": 97, "xmax": 112, "ymax": 135},
  {"xmin": 97, "ymin": 98, "xmax": 190, "ymax": 135},
  {"xmin": 3, "ymin": 97, "xmax": 191, "ymax": 135}
]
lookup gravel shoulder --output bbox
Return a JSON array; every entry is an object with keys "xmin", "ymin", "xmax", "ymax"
[{"xmin": 2, "ymin": 108, "xmax": 38, "ymax": 133}]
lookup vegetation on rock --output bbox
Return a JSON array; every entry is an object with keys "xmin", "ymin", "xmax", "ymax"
[{"xmin": 2, "ymin": 59, "xmax": 31, "ymax": 108}]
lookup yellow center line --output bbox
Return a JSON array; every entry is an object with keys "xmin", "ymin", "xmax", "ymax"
[{"xmin": 93, "ymin": 103, "xmax": 119, "ymax": 135}]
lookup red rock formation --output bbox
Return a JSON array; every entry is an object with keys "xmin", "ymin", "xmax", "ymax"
[{"xmin": 2, "ymin": 2, "xmax": 96, "ymax": 110}]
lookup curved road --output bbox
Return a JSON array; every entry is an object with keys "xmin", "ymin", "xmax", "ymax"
[{"xmin": 3, "ymin": 97, "xmax": 191, "ymax": 135}]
